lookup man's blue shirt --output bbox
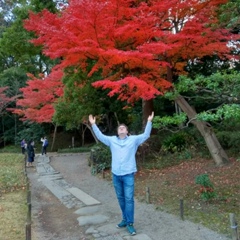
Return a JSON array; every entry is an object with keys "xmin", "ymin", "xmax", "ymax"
[{"xmin": 92, "ymin": 121, "xmax": 152, "ymax": 176}]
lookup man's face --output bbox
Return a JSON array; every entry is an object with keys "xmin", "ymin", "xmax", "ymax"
[{"xmin": 117, "ymin": 125, "xmax": 128, "ymax": 136}]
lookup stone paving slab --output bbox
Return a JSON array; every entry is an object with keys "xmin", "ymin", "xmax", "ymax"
[
  {"xmin": 38, "ymin": 173, "xmax": 63, "ymax": 181},
  {"xmin": 124, "ymin": 234, "xmax": 152, "ymax": 240},
  {"xmin": 36, "ymin": 154, "xmax": 50, "ymax": 163},
  {"xmin": 85, "ymin": 226, "xmax": 124, "ymax": 240},
  {"xmin": 75, "ymin": 206, "xmax": 100, "ymax": 215},
  {"xmin": 77, "ymin": 214, "xmax": 109, "ymax": 226},
  {"xmin": 96, "ymin": 223, "xmax": 123, "ymax": 235},
  {"xmin": 67, "ymin": 187, "xmax": 101, "ymax": 206},
  {"xmin": 36, "ymin": 163, "xmax": 59, "ymax": 175},
  {"xmin": 92, "ymin": 224, "xmax": 153, "ymax": 240},
  {"xmin": 43, "ymin": 179, "xmax": 72, "ymax": 199}
]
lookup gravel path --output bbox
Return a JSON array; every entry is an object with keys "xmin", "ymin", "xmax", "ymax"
[{"xmin": 29, "ymin": 153, "xmax": 231, "ymax": 240}]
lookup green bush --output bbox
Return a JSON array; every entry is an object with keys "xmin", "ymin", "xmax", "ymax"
[
  {"xmin": 89, "ymin": 144, "xmax": 111, "ymax": 175},
  {"xmin": 162, "ymin": 132, "xmax": 189, "ymax": 153},
  {"xmin": 58, "ymin": 146, "xmax": 91, "ymax": 153},
  {"xmin": 195, "ymin": 174, "xmax": 217, "ymax": 201},
  {"xmin": 0, "ymin": 145, "xmax": 20, "ymax": 153},
  {"xmin": 216, "ymin": 131, "xmax": 240, "ymax": 150}
]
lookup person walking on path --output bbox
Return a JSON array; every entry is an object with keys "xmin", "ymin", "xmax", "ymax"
[
  {"xmin": 88, "ymin": 112, "xmax": 154, "ymax": 236},
  {"xmin": 20, "ymin": 139, "xmax": 26, "ymax": 154},
  {"xmin": 41, "ymin": 136, "xmax": 48, "ymax": 155},
  {"xmin": 26, "ymin": 139, "xmax": 35, "ymax": 167}
]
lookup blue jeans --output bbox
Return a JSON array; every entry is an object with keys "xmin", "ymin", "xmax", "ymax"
[{"xmin": 112, "ymin": 173, "xmax": 135, "ymax": 225}]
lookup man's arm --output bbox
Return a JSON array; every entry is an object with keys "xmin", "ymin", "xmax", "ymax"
[
  {"xmin": 88, "ymin": 114, "xmax": 111, "ymax": 146},
  {"xmin": 135, "ymin": 112, "xmax": 154, "ymax": 145}
]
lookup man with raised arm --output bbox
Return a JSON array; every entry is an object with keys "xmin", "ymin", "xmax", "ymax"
[{"xmin": 89, "ymin": 112, "xmax": 154, "ymax": 236}]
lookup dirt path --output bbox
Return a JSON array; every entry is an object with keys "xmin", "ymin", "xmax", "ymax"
[
  {"xmin": 27, "ymin": 153, "xmax": 230, "ymax": 240},
  {"xmin": 27, "ymin": 156, "xmax": 90, "ymax": 240}
]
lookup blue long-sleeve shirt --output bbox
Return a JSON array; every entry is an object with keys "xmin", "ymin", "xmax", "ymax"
[{"xmin": 91, "ymin": 121, "xmax": 152, "ymax": 176}]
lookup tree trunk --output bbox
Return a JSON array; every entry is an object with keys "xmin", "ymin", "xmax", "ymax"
[
  {"xmin": 81, "ymin": 124, "xmax": 88, "ymax": 146},
  {"xmin": 86, "ymin": 123, "xmax": 99, "ymax": 144},
  {"xmin": 175, "ymin": 95, "xmax": 229, "ymax": 166},
  {"xmin": 2, "ymin": 115, "xmax": 5, "ymax": 147},
  {"xmin": 51, "ymin": 124, "xmax": 57, "ymax": 151},
  {"xmin": 142, "ymin": 99, "xmax": 154, "ymax": 129}
]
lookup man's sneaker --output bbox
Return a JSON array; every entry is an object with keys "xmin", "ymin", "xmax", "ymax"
[
  {"xmin": 127, "ymin": 224, "xmax": 136, "ymax": 235},
  {"xmin": 116, "ymin": 220, "xmax": 127, "ymax": 228}
]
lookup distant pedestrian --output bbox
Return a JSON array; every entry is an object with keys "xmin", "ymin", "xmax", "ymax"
[
  {"xmin": 20, "ymin": 139, "xmax": 26, "ymax": 154},
  {"xmin": 89, "ymin": 112, "xmax": 154, "ymax": 236},
  {"xmin": 27, "ymin": 139, "xmax": 35, "ymax": 167},
  {"xmin": 41, "ymin": 136, "xmax": 48, "ymax": 155}
]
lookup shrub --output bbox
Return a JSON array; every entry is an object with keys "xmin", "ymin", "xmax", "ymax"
[
  {"xmin": 0, "ymin": 145, "xmax": 20, "ymax": 153},
  {"xmin": 161, "ymin": 132, "xmax": 189, "ymax": 153},
  {"xmin": 89, "ymin": 144, "xmax": 111, "ymax": 175},
  {"xmin": 216, "ymin": 131, "xmax": 240, "ymax": 151},
  {"xmin": 58, "ymin": 146, "xmax": 91, "ymax": 153},
  {"xmin": 195, "ymin": 174, "xmax": 217, "ymax": 201}
]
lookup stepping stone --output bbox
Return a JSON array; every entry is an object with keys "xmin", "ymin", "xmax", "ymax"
[
  {"xmin": 96, "ymin": 223, "xmax": 123, "ymax": 235},
  {"xmin": 36, "ymin": 163, "xmax": 59, "ymax": 175},
  {"xmin": 124, "ymin": 233, "xmax": 152, "ymax": 240},
  {"xmin": 77, "ymin": 214, "xmax": 109, "ymax": 226},
  {"xmin": 85, "ymin": 226, "xmax": 98, "ymax": 234},
  {"xmin": 67, "ymin": 187, "xmax": 101, "ymax": 206},
  {"xmin": 75, "ymin": 206, "xmax": 99, "ymax": 215},
  {"xmin": 43, "ymin": 180, "xmax": 72, "ymax": 199}
]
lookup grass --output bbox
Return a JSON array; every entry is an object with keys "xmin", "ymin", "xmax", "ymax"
[
  {"xmin": 0, "ymin": 145, "xmax": 21, "ymax": 153},
  {"xmin": 0, "ymin": 153, "xmax": 27, "ymax": 240}
]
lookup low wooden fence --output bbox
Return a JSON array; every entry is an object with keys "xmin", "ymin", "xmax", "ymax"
[
  {"xmin": 144, "ymin": 186, "xmax": 239, "ymax": 239},
  {"xmin": 24, "ymin": 154, "xmax": 32, "ymax": 240}
]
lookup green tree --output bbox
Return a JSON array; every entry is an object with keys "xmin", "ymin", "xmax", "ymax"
[
  {"xmin": 0, "ymin": 0, "xmax": 59, "ymax": 145},
  {"xmin": 54, "ymin": 67, "xmax": 130, "ymax": 144}
]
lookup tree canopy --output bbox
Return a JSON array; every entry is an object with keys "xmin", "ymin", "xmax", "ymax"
[{"xmin": 23, "ymin": 0, "xmax": 237, "ymax": 104}]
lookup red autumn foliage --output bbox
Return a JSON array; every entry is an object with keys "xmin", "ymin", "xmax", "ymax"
[
  {"xmin": 11, "ymin": 67, "xmax": 64, "ymax": 123},
  {"xmin": 18, "ymin": 0, "xmax": 238, "ymax": 121}
]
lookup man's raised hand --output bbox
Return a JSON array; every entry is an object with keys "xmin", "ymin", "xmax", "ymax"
[
  {"xmin": 89, "ymin": 114, "xmax": 96, "ymax": 125},
  {"xmin": 148, "ymin": 112, "xmax": 154, "ymax": 122}
]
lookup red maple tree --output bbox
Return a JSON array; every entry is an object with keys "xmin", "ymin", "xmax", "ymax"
[
  {"xmin": 24, "ymin": 0, "xmax": 235, "ymax": 100},
  {"xmin": 22, "ymin": 0, "xmax": 237, "ymax": 164},
  {"xmin": 12, "ymin": 66, "xmax": 64, "ymax": 123}
]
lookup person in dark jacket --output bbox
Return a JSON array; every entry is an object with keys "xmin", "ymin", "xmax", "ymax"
[{"xmin": 27, "ymin": 139, "xmax": 35, "ymax": 167}]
